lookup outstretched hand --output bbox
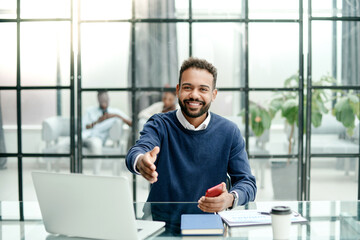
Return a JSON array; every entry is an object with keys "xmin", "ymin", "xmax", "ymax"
[
  {"xmin": 198, "ymin": 182, "xmax": 234, "ymax": 213},
  {"xmin": 136, "ymin": 146, "xmax": 160, "ymax": 184}
]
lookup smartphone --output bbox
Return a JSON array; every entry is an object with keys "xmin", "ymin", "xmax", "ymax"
[{"xmin": 205, "ymin": 183, "xmax": 223, "ymax": 197}]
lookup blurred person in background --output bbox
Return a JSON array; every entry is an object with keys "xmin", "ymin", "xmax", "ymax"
[
  {"xmin": 82, "ymin": 91, "xmax": 132, "ymax": 174},
  {"xmin": 138, "ymin": 91, "xmax": 178, "ymax": 120}
]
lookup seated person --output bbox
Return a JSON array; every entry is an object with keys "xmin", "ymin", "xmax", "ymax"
[
  {"xmin": 126, "ymin": 57, "xmax": 256, "ymax": 212},
  {"xmin": 82, "ymin": 91, "xmax": 132, "ymax": 174},
  {"xmin": 138, "ymin": 91, "xmax": 178, "ymax": 120}
]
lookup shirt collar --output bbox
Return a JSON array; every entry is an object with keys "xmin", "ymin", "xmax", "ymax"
[
  {"xmin": 99, "ymin": 107, "xmax": 108, "ymax": 114},
  {"xmin": 176, "ymin": 109, "xmax": 211, "ymax": 131}
]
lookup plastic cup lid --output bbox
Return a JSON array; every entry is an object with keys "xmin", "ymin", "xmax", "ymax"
[{"xmin": 270, "ymin": 206, "xmax": 292, "ymax": 215}]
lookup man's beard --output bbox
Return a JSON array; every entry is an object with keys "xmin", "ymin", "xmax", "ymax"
[{"xmin": 178, "ymin": 98, "xmax": 211, "ymax": 118}]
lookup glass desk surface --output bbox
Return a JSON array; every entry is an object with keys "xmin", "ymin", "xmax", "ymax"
[{"xmin": 1, "ymin": 201, "xmax": 360, "ymax": 239}]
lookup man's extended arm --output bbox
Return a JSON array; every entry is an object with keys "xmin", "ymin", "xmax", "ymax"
[{"xmin": 126, "ymin": 116, "xmax": 162, "ymax": 176}]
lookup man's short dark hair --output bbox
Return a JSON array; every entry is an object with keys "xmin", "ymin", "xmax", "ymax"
[
  {"xmin": 178, "ymin": 57, "xmax": 217, "ymax": 88},
  {"xmin": 97, "ymin": 90, "xmax": 108, "ymax": 98}
]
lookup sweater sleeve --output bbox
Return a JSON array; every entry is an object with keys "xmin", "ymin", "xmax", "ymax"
[
  {"xmin": 228, "ymin": 127, "xmax": 257, "ymax": 205},
  {"xmin": 125, "ymin": 115, "xmax": 163, "ymax": 174}
]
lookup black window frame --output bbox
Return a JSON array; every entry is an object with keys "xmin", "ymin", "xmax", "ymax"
[{"xmin": 0, "ymin": 0, "xmax": 359, "ymax": 221}]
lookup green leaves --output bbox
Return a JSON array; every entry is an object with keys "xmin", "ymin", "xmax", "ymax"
[
  {"xmin": 281, "ymin": 98, "xmax": 298, "ymax": 126},
  {"xmin": 249, "ymin": 103, "xmax": 272, "ymax": 137},
  {"xmin": 244, "ymin": 72, "xmax": 359, "ymax": 140},
  {"xmin": 348, "ymin": 93, "xmax": 360, "ymax": 120},
  {"xmin": 269, "ymin": 97, "xmax": 283, "ymax": 118},
  {"xmin": 311, "ymin": 89, "xmax": 329, "ymax": 128},
  {"xmin": 284, "ymin": 73, "xmax": 299, "ymax": 88},
  {"xmin": 311, "ymin": 111, "xmax": 322, "ymax": 128},
  {"xmin": 333, "ymin": 93, "xmax": 360, "ymax": 136}
]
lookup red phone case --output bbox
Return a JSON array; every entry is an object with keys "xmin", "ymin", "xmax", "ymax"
[{"xmin": 205, "ymin": 183, "xmax": 223, "ymax": 197}]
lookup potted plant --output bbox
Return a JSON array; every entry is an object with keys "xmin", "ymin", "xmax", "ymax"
[
  {"xmin": 238, "ymin": 101, "xmax": 272, "ymax": 155},
  {"xmin": 267, "ymin": 73, "xmax": 334, "ymax": 200},
  {"xmin": 269, "ymin": 73, "xmax": 335, "ymax": 155},
  {"xmin": 243, "ymin": 73, "xmax": 358, "ymax": 200}
]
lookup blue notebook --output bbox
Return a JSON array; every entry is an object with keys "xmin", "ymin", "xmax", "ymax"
[{"xmin": 181, "ymin": 214, "xmax": 224, "ymax": 236}]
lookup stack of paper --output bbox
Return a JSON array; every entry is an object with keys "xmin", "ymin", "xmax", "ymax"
[{"xmin": 218, "ymin": 210, "xmax": 307, "ymax": 227}]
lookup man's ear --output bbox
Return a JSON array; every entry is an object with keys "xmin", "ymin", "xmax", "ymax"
[
  {"xmin": 176, "ymin": 84, "xmax": 180, "ymax": 98},
  {"xmin": 212, "ymin": 89, "xmax": 218, "ymax": 102}
]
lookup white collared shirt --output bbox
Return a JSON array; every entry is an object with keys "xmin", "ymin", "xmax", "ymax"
[
  {"xmin": 176, "ymin": 109, "xmax": 211, "ymax": 131},
  {"xmin": 133, "ymin": 110, "xmax": 211, "ymax": 173}
]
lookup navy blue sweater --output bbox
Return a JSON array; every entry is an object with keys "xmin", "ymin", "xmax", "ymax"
[{"xmin": 126, "ymin": 111, "xmax": 257, "ymax": 205}]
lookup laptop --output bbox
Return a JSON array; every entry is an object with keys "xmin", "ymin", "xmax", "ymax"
[{"xmin": 32, "ymin": 172, "xmax": 165, "ymax": 240}]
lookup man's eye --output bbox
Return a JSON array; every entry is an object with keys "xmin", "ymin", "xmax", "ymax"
[{"xmin": 201, "ymin": 88, "xmax": 208, "ymax": 92}]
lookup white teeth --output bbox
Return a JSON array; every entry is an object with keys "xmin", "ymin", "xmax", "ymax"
[{"xmin": 189, "ymin": 102, "xmax": 200, "ymax": 106}]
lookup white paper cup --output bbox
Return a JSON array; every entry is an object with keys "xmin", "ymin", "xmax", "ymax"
[{"xmin": 270, "ymin": 206, "xmax": 292, "ymax": 240}]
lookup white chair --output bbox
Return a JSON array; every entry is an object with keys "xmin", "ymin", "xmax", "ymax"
[
  {"xmin": 41, "ymin": 116, "xmax": 72, "ymax": 171},
  {"xmin": 41, "ymin": 116, "xmax": 129, "ymax": 173}
]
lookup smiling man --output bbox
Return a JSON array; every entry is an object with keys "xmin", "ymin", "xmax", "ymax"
[{"xmin": 126, "ymin": 57, "xmax": 256, "ymax": 212}]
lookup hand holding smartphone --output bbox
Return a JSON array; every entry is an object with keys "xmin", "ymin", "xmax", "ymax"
[{"xmin": 205, "ymin": 183, "xmax": 223, "ymax": 197}]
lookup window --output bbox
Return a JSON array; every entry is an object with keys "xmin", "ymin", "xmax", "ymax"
[{"xmin": 0, "ymin": 1, "xmax": 359, "ymax": 214}]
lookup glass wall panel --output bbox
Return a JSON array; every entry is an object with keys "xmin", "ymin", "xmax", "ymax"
[
  {"xmin": 81, "ymin": 91, "xmax": 131, "ymax": 156},
  {"xmin": 246, "ymin": 90, "xmax": 295, "ymax": 199},
  {"xmin": 312, "ymin": 21, "xmax": 360, "ymax": 86},
  {"xmin": 135, "ymin": 0, "xmax": 188, "ymax": 19},
  {"xmin": 135, "ymin": 23, "xmax": 188, "ymax": 88},
  {"xmin": 311, "ymin": 90, "xmax": 359, "ymax": 154},
  {"xmin": 248, "ymin": 157, "xmax": 299, "ymax": 201},
  {"xmin": 268, "ymin": 158, "xmax": 298, "ymax": 201},
  {"xmin": 82, "ymin": 158, "xmax": 131, "ymax": 177},
  {"xmin": 0, "ymin": 23, "xmax": 16, "ymax": 86},
  {"xmin": 215, "ymin": 93, "xmax": 242, "ymax": 131},
  {"xmin": 192, "ymin": 23, "xmax": 245, "ymax": 88},
  {"xmin": 210, "ymin": 91, "xmax": 244, "ymax": 122},
  {"xmin": 20, "ymin": 0, "xmax": 71, "ymax": 19},
  {"xmin": 80, "ymin": 0, "xmax": 131, "ymax": 20},
  {"xmin": 82, "ymin": 158, "xmax": 135, "ymax": 203},
  {"xmin": 0, "ymin": 158, "xmax": 18, "ymax": 201},
  {"xmin": 1, "ymin": 0, "xmax": 358, "ymax": 205},
  {"xmin": 23, "ymin": 157, "xmax": 70, "ymax": 201},
  {"xmin": 20, "ymin": 22, "xmax": 71, "ymax": 86},
  {"xmin": 81, "ymin": 23, "xmax": 131, "ymax": 88},
  {"xmin": 177, "ymin": 23, "xmax": 190, "ymax": 70},
  {"xmin": 248, "ymin": 91, "xmax": 299, "ymax": 155},
  {"xmin": 0, "ymin": 222, "xmax": 21, "ymax": 238},
  {"xmin": 0, "ymin": 90, "xmax": 17, "ymax": 153},
  {"xmin": 0, "ymin": 0, "xmax": 16, "ymax": 19},
  {"xmin": 192, "ymin": 0, "xmax": 244, "ymax": 19},
  {"xmin": 312, "ymin": 0, "xmax": 360, "ymax": 17},
  {"xmin": 249, "ymin": 23, "xmax": 299, "ymax": 88},
  {"xmin": 310, "ymin": 157, "xmax": 358, "ymax": 200},
  {"xmin": 21, "ymin": 90, "xmax": 70, "ymax": 153},
  {"xmin": 249, "ymin": 0, "xmax": 299, "ymax": 19},
  {"xmin": 252, "ymin": 158, "xmax": 298, "ymax": 201},
  {"xmin": 312, "ymin": 21, "xmax": 336, "ymax": 83}
]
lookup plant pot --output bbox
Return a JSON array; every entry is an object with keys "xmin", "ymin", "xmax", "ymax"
[{"xmin": 270, "ymin": 160, "xmax": 297, "ymax": 200}]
